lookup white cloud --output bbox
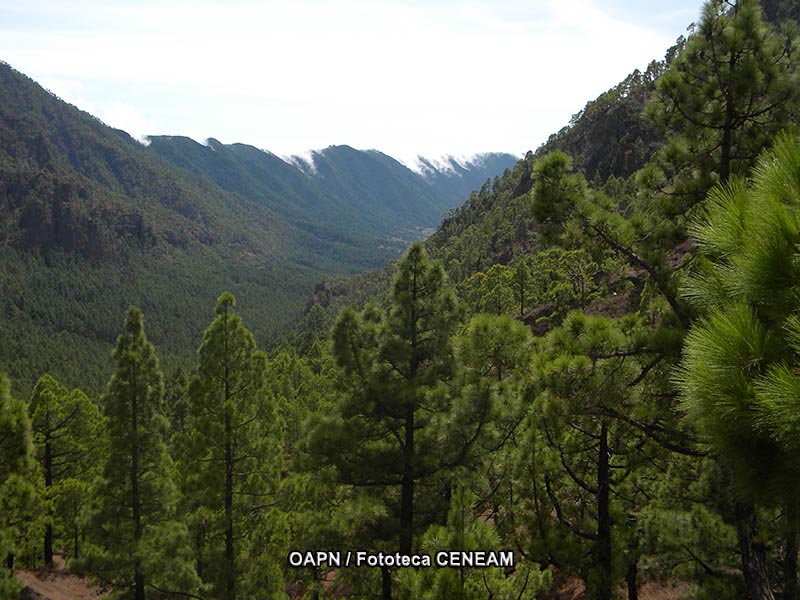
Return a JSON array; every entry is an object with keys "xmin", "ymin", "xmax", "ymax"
[
  {"xmin": 98, "ymin": 102, "xmax": 156, "ymax": 143},
  {"xmin": 0, "ymin": 0, "xmax": 701, "ymax": 159}
]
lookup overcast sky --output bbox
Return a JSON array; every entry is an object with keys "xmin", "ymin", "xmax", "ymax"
[{"xmin": 0, "ymin": 0, "xmax": 704, "ymax": 168}]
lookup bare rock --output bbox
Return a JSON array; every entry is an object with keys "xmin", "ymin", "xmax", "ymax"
[{"xmin": 19, "ymin": 585, "xmax": 47, "ymax": 600}]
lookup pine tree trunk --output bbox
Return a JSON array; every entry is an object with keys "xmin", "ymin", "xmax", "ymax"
[
  {"xmin": 310, "ymin": 566, "xmax": 320, "ymax": 600},
  {"xmin": 73, "ymin": 523, "xmax": 79, "ymax": 560},
  {"xmin": 134, "ymin": 567, "xmax": 145, "ymax": 600},
  {"xmin": 44, "ymin": 523, "xmax": 54, "ymax": 568},
  {"xmin": 400, "ymin": 285, "xmax": 418, "ymax": 558},
  {"xmin": 400, "ymin": 401, "xmax": 414, "ymax": 556},
  {"xmin": 626, "ymin": 560, "xmax": 638, "ymax": 600},
  {"xmin": 381, "ymin": 565, "xmax": 393, "ymax": 600},
  {"xmin": 785, "ymin": 505, "xmax": 798, "ymax": 600},
  {"xmin": 44, "ymin": 437, "xmax": 54, "ymax": 566},
  {"xmin": 719, "ymin": 48, "xmax": 736, "ymax": 183},
  {"xmin": 735, "ymin": 500, "xmax": 774, "ymax": 600},
  {"xmin": 225, "ymin": 409, "xmax": 235, "ymax": 600},
  {"xmin": 196, "ymin": 521, "xmax": 205, "ymax": 580},
  {"xmin": 223, "ymin": 312, "xmax": 236, "ymax": 600},
  {"xmin": 131, "ymin": 365, "xmax": 145, "ymax": 600},
  {"xmin": 596, "ymin": 420, "xmax": 612, "ymax": 600}
]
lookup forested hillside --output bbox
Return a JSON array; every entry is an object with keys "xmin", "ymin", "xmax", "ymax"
[
  {"xmin": 147, "ymin": 136, "xmax": 517, "ymax": 241},
  {"xmin": 0, "ymin": 62, "xmax": 513, "ymax": 397},
  {"xmin": 0, "ymin": 61, "xmax": 329, "ymax": 397},
  {"xmin": 4, "ymin": 1, "xmax": 800, "ymax": 599}
]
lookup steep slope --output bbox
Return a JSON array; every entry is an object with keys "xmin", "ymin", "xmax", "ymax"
[
  {"xmin": 416, "ymin": 153, "xmax": 519, "ymax": 203},
  {"xmin": 421, "ymin": 0, "xmax": 800, "ymax": 303},
  {"xmin": 0, "ymin": 67, "xmax": 287, "ymax": 261},
  {"xmin": 307, "ymin": 145, "xmax": 446, "ymax": 236},
  {"xmin": 147, "ymin": 137, "xmax": 518, "ymax": 243},
  {"xmin": 303, "ymin": 0, "xmax": 800, "ymax": 319},
  {"xmin": 534, "ymin": 59, "xmax": 669, "ymax": 184},
  {"xmin": 0, "ymin": 62, "xmax": 517, "ymax": 396},
  {"xmin": 519, "ymin": 0, "xmax": 796, "ymax": 187},
  {"xmin": 145, "ymin": 136, "xmax": 402, "ymax": 269},
  {"xmin": 0, "ymin": 62, "xmax": 344, "ymax": 396},
  {"xmin": 291, "ymin": 147, "xmax": 517, "ymax": 237},
  {"xmin": 146, "ymin": 137, "xmax": 373, "ymax": 237},
  {"xmin": 423, "ymin": 55, "xmax": 674, "ymax": 282}
]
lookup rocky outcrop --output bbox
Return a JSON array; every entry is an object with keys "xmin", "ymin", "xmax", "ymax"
[{"xmin": 19, "ymin": 584, "xmax": 47, "ymax": 600}]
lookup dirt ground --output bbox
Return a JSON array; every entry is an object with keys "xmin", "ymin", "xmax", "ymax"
[
  {"xmin": 17, "ymin": 559, "xmax": 691, "ymax": 600},
  {"xmin": 543, "ymin": 571, "xmax": 691, "ymax": 600},
  {"xmin": 17, "ymin": 555, "xmax": 109, "ymax": 600}
]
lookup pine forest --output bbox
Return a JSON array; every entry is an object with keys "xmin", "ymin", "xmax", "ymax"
[{"xmin": 4, "ymin": 0, "xmax": 800, "ymax": 598}]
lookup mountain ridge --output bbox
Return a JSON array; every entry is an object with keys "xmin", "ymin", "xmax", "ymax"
[
  {"xmin": 146, "ymin": 136, "xmax": 517, "ymax": 241},
  {"xmin": 0, "ymin": 60, "xmax": 516, "ymax": 395}
]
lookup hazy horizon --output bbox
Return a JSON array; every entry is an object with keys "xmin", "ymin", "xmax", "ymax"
[{"xmin": 0, "ymin": 0, "xmax": 703, "ymax": 165}]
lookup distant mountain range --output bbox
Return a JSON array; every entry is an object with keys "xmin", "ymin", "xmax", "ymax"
[
  {"xmin": 0, "ymin": 60, "xmax": 515, "ymax": 395},
  {"xmin": 146, "ymin": 136, "xmax": 517, "ymax": 242}
]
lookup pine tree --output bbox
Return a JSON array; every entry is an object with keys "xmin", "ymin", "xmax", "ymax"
[
  {"xmin": 531, "ymin": 150, "xmax": 587, "ymax": 240},
  {"xmin": 272, "ymin": 345, "xmax": 345, "ymax": 600},
  {"xmin": 524, "ymin": 313, "xmax": 670, "ymax": 600},
  {"xmin": 397, "ymin": 484, "xmax": 551, "ymax": 599},
  {"xmin": 510, "ymin": 257, "xmax": 531, "ymax": 317},
  {"xmin": 456, "ymin": 314, "xmax": 530, "ymax": 383},
  {"xmin": 677, "ymin": 136, "xmax": 800, "ymax": 599},
  {"xmin": 310, "ymin": 243, "xmax": 494, "ymax": 599},
  {"xmin": 480, "ymin": 264, "xmax": 515, "ymax": 315},
  {"xmin": 0, "ymin": 373, "xmax": 39, "ymax": 597},
  {"xmin": 648, "ymin": 0, "xmax": 799, "ymax": 208},
  {"xmin": 179, "ymin": 292, "xmax": 282, "ymax": 600},
  {"xmin": 83, "ymin": 307, "xmax": 198, "ymax": 600},
  {"xmin": 29, "ymin": 374, "xmax": 104, "ymax": 566}
]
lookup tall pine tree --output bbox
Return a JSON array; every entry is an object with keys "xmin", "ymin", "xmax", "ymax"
[
  {"xmin": 310, "ymin": 243, "xmax": 496, "ymax": 599},
  {"xmin": 648, "ymin": 0, "xmax": 799, "ymax": 207},
  {"xmin": 677, "ymin": 136, "xmax": 800, "ymax": 599},
  {"xmin": 29, "ymin": 374, "xmax": 104, "ymax": 566},
  {"xmin": 0, "ymin": 373, "xmax": 39, "ymax": 597},
  {"xmin": 82, "ymin": 307, "xmax": 198, "ymax": 600},
  {"xmin": 179, "ymin": 292, "xmax": 282, "ymax": 600}
]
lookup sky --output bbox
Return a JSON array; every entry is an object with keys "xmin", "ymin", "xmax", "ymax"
[{"xmin": 0, "ymin": 0, "xmax": 704, "ymax": 168}]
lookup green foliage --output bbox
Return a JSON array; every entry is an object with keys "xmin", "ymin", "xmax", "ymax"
[
  {"xmin": 676, "ymin": 136, "xmax": 800, "ymax": 599},
  {"xmin": 648, "ymin": 0, "xmax": 800, "ymax": 207},
  {"xmin": 179, "ymin": 293, "xmax": 283, "ymax": 600},
  {"xmin": 0, "ymin": 61, "xmax": 504, "ymax": 399},
  {"xmin": 29, "ymin": 374, "xmax": 104, "ymax": 565},
  {"xmin": 273, "ymin": 344, "xmax": 345, "ymax": 598},
  {"xmin": 677, "ymin": 136, "xmax": 800, "ymax": 503},
  {"xmin": 530, "ymin": 247, "xmax": 603, "ymax": 311},
  {"xmin": 537, "ymin": 60, "xmax": 669, "ymax": 183},
  {"xmin": 461, "ymin": 264, "xmax": 514, "ymax": 315},
  {"xmin": 396, "ymin": 484, "xmax": 551, "ymax": 600},
  {"xmin": 510, "ymin": 257, "xmax": 531, "ymax": 317},
  {"xmin": 458, "ymin": 247, "xmax": 607, "ymax": 321},
  {"xmin": 0, "ymin": 242, "xmax": 321, "ymax": 397},
  {"xmin": 309, "ymin": 243, "xmax": 508, "ymax": 595},
  {"xmin": 456, "ymin": 314, "xmax": 531, "ymax": 382},
  {"xmin": 0, "ymin": 372, "xmax": 40, "ymax": 597},
  {"xmin": 427, "ymin": 158, "xmax": 537, "ymax": 280},
  {"xmin": 80, "ymin": 307, "xmax": 198, "ymax": 600},
  {"xmin": 531, "ymin": 151, "xmax": 587, "ymax": 237},
  {"xmin": 7, "ymin": 4, "xmax": 800, "ymax": 598},
  {"xmin": 636, "ymin": 456, "xmax": 743, "ymax": 598},
  {"xmin": 523, "ymin": 313, "xmax": 664, "ymax": 600}
]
